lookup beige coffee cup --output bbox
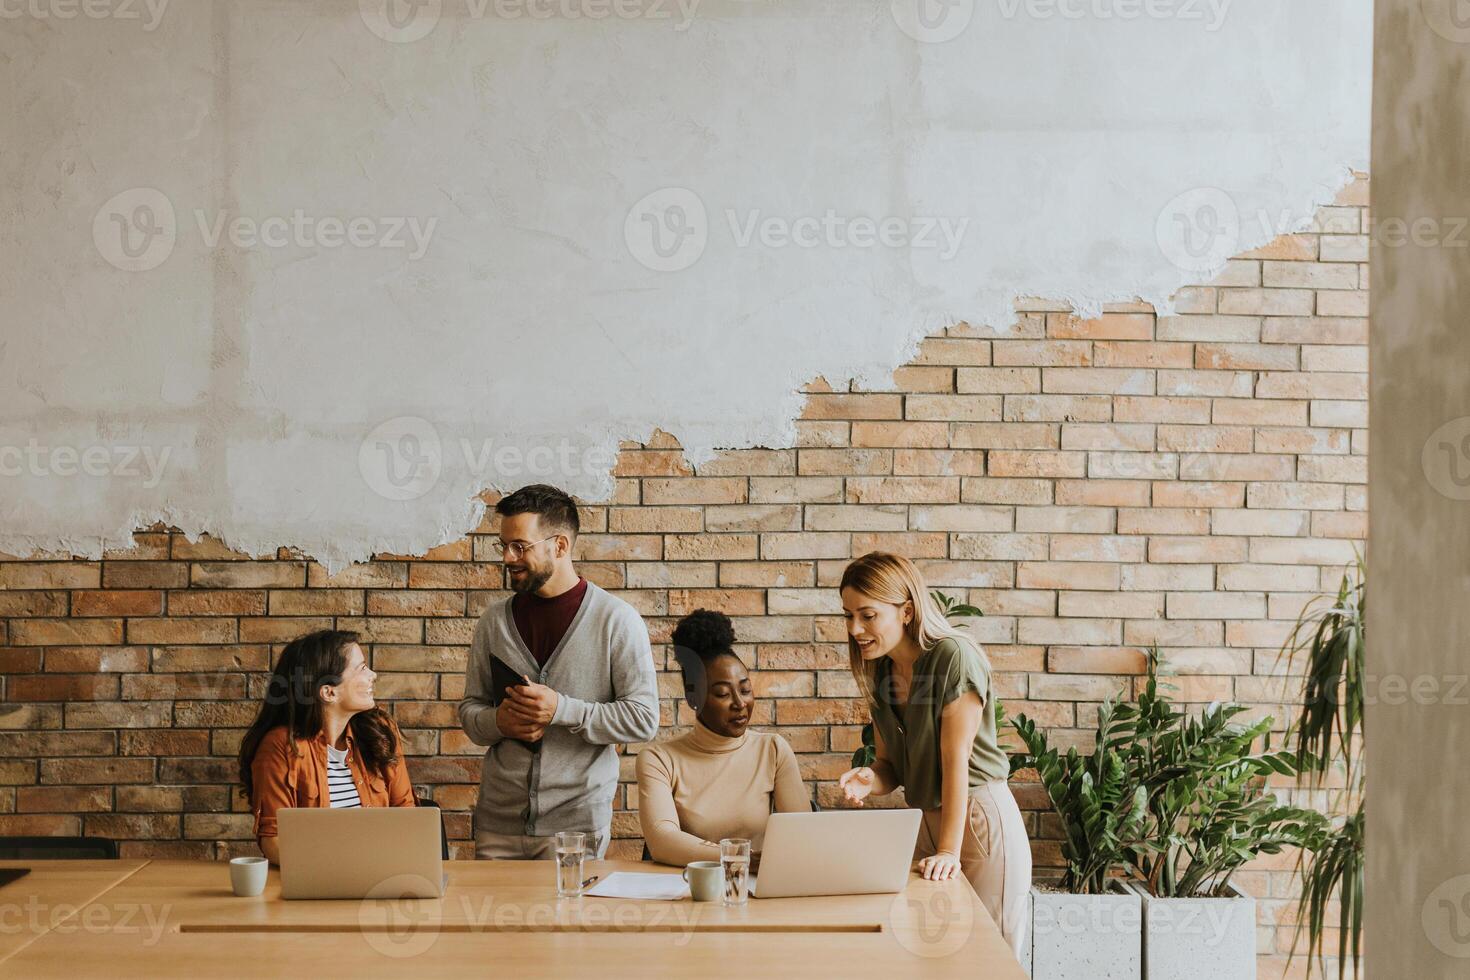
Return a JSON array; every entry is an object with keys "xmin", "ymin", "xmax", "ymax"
[{"xmin": 682, "ymin": 860, "xmax": 724, "ymax": 902}]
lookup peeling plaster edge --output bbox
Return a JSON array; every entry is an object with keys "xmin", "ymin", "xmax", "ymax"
[{"xmin": 2, "ymin": 165, "xmax": 1366, "ymax": 572}]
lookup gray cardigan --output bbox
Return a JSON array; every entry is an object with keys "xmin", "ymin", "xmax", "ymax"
[{"xmin": 457, "ymin": 581, "xmax": 659, "ymax": 838}]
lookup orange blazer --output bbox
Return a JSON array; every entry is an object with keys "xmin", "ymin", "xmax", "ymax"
[{"xmin": 250, "ymin": 718, "xmax": 416, "ymax": 839}]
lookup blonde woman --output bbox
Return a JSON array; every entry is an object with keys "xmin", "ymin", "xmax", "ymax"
[{"xmin": 836, "ymin": 552, "xmax": 1030, "ymax": 956}]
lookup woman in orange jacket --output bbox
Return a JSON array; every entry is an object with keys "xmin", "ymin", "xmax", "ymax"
[{"xmin": 238, "ymin": 630, "xmax": 416, "ymax": 864}]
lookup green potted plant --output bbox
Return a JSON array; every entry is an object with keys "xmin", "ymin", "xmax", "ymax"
[
  {"xmin": 1011, "ymin": 697, "xmax": 1150, "ymax": 979},
  {"xmin": 1280, "ymin": 564, "xmax": 1365, "ymax": 980},
  {"xmin": 1013, "ymin": 649, "xmax": 1321, "ymax": 980},
  {"xmin": 1121, "ymin": 651, "xmax": 1317, "ymax": 980}
]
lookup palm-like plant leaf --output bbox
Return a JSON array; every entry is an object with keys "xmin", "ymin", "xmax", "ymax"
[
  {"xmin": 1278, "ymin": 565, "xmax": 1364, "ymax": 786},
  {"xmin": 1279, "ymin": 561, "xmax": 1366, "ymax": 979}
]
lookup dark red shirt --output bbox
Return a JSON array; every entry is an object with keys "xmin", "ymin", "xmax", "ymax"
[{"xmin": 511, "ymin": 577, "xmax": 589, "ymax": 668}]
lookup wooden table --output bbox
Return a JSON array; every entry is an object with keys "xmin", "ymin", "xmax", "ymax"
[
  {"xmin": 0, "ymin": 859, "xmax": 149, "ymax": 963},
  {"xmin": 2, "ymin": 859, "xmax": 1027, "ymax": 978}
]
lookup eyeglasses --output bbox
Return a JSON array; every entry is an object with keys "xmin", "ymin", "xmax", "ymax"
[{"xmin": 491, "ymin": 535, "xmax": 559, "ymax": 560}]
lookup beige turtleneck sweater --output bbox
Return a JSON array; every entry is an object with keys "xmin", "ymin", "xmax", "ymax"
[{"xmin": 635, "ymin": 719, "xmax": 811, "ymax": 866}]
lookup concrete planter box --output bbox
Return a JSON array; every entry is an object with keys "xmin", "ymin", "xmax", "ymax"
[
  {"xmin": 1026, "ymin": 883, "xmax": 1142, "ymax": 979},
  {"xmin": 1127, "ymin": 882, "xmax": 1256, "ymax": 980}
]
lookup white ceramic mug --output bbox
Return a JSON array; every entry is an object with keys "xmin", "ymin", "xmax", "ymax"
[{"xmin": 229, "ymin": 856, "xmax": 269, "ymax": 897}]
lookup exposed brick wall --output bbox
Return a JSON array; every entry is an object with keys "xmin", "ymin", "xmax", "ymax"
[{"xmin": 0, "ymin": 177, "xmax": 1367, "ymax": 976}]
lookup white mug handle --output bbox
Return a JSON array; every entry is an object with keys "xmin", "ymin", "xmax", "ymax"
[{"xmin": 682, "ymin": 868, "xmax": 691, "ymax": 883}]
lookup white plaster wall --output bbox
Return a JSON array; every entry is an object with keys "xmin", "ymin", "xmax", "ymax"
[{"xmin": 0, "ymin": 0, "xmax": 1369, "ymax": 567}]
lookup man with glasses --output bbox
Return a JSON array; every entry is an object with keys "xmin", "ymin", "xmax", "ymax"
[{"xmin": 458, "ymin": 484, "xmax": 659, "ymax": 860}]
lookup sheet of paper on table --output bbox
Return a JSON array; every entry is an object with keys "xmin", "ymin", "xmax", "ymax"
[{"xmin": 583, "ymin": 872, "xmax": 691, "ymax": 901}]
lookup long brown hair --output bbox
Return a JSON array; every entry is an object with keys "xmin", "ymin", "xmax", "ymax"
[
  {"xmin": 237, "ymin": 630, "xmax": 400, "ymax": 799},
  {"xmin": 840, "ymin": 552, "xmax": 972, "ymax": 707}
]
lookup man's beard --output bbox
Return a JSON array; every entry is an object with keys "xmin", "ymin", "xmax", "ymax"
[{"xmin": 508, "ymin": 562, "xmax": 553, "ymax": 595}]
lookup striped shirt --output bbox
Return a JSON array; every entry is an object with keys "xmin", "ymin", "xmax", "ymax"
[{"xmin": 325, "ymin": 744, "xmax": 362, "ymax": 809}]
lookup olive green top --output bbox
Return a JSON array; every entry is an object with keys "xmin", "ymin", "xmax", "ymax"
[{"xmin": 869, "ymin": 635, "xmax": 1008, "ymax": 810}]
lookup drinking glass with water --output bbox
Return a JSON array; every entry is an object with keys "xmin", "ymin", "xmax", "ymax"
[
  {"xmin": 720, "ymin": 838, "xmax": 751, "ymax": 906},
  {"xmin": 555, "ymin": 831, "xmax": 586, "ymax": 897}
]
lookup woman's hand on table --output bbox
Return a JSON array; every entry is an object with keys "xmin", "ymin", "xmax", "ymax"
[{"xmin": 917, "ymin": 850, "xmax": 961, "ymax": 881}]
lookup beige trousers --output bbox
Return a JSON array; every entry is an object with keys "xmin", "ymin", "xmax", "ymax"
[
  {"xmin": 914, "ymin": 780, "xmax": 1031, "ymax": 959},
  {"xmin": 474, "ymin": 825, "xmax": 610, "ymax": 861}
]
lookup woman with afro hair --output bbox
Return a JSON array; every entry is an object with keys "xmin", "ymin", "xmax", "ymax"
[{"xmin": 635, "ymin": 609, "xmax": 811, "ymax": 866}]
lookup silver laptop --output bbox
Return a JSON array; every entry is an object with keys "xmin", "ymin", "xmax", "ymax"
[
  {"xmin": 278, "ymin": 807, "xmax": 445, "ymax": 900},
  {"xmin": 751, "ymin": 808, "xmax": 922, "ymax": 898}
]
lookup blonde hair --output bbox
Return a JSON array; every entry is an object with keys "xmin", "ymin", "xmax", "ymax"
[{"xmin": 839, "ymin": 552, "xmax": 970, "ymax": 706}]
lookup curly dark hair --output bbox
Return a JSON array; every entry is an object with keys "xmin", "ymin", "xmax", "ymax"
[
  {"xmin": 495, "ymin": 484, "xmax": 580, "ymax": 540},
  {"xmin": 671, "ymin": 609, "xmax": 743, "ymax": 709},
  {"xmin": 237, "ymin": 630, "xmax": 400, "ymax": 800}
]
